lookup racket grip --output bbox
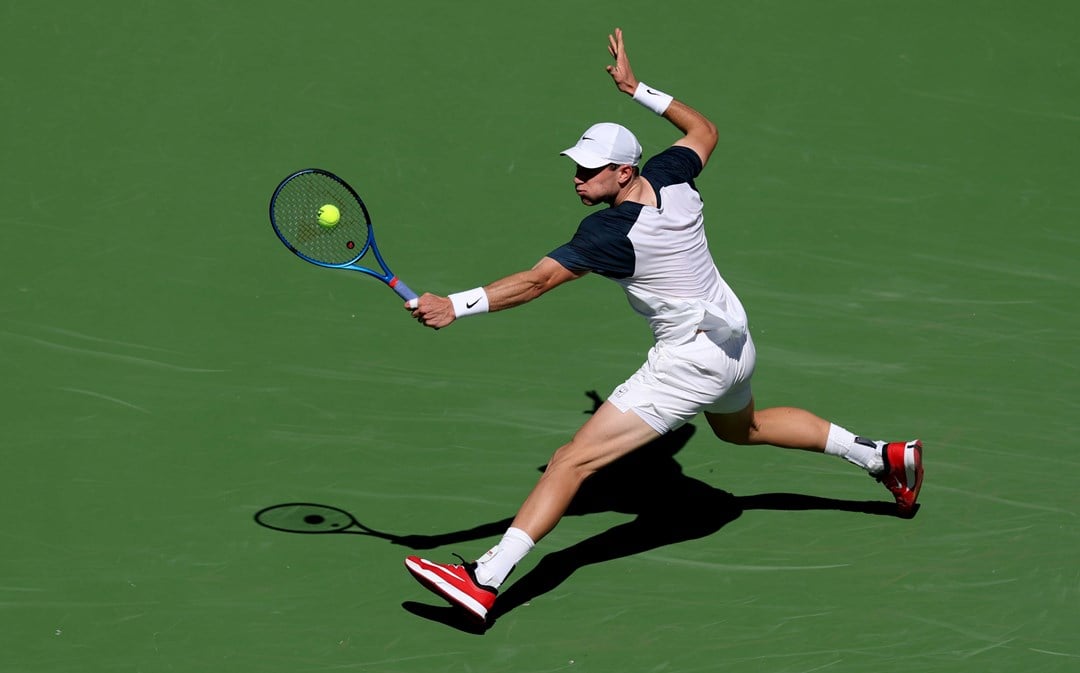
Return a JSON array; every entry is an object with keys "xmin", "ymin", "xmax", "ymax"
[{"xmin": 391, "ymin": 279, "xmax": 418, "ymax": 304}]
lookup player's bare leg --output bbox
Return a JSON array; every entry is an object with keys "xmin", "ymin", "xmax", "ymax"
[
  {"xmin": 404, "ymin": 402, "xmax": 659, "ymax": 620},
  {"xmin": 705, "ymin": 398, "xmax": 923, "ymax": 515},
  {"xmin": 705, "ymin": 398, "xmax": 829, "ymax": 450},
  {"xmin": 510, "ymin": 401, "xmax": 660, "ymax": 542}
]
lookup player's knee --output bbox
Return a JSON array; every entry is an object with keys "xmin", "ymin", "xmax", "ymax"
[
  {"xmin": 708, "ymin": 416, "xmax": 759, "ymax": 445},
  {"xmin": 712, "ymin": 425, "xmax": 753, "ymax": 445},
  {"xmin": 545, "ymin": 443, "xmax": 602, "ymax": 483},
  {"xmin": 706, "ymin": 404, "xmax": 759, "ymax": 446}
]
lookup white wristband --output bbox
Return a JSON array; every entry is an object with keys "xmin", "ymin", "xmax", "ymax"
[
  {"xmin": 448, "ymin": 287, "xmax": 489, "ymax": 318},
  {"xmin": 633, "ymin": 82, "xmax": 674, "ymax": 115}
]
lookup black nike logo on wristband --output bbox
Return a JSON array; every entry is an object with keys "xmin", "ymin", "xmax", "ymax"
[
  {"xmin": 647, "ymin": 88, "xmax": 661, "ymax": 96},
  {"xmin": 466, "ymin": 297, "xmax": 482, "ymax": 309}
]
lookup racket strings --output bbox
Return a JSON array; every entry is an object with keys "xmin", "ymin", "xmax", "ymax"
[{"xmin": 272, "ymin": 172, "xmax": 369, "ymax": 265}]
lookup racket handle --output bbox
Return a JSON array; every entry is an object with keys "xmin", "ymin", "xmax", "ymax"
[{"xmin": 390, "ymin": 278, "xmax": 418, "ymax": 304}]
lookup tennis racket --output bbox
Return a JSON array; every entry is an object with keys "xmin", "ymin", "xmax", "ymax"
[
  {"xmin": 269, "ymin": 169, "xmax": 419, "ymax": 307},
  {"xmin": 254, "ymin": 502, "xmax": 396, "ymax": 540}
]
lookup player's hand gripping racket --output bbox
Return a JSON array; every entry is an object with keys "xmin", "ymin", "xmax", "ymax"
[{"xmin": 269, "ymin": 169, "xmax": 419, "ymax": 307}]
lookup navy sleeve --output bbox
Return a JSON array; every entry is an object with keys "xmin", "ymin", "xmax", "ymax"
[
  {"xmin": 641, "ymin": 146, "xmax": 703, "ymax": 189},
  {"xmin": 547, "ymin": 205, "xmax": 642, "ymax": 279}
]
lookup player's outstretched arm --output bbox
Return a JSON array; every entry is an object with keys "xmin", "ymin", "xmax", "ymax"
[
  {"xmin": 605, "ymin": 27, "xmax": 719, "ymax": 168},
  {"xmin": 485, "ymin": 257, "xmax": 585, "ymax": 311},
  {"xmin": 406, "ymin": 257, "xmax": 585, "ymax": 329}
]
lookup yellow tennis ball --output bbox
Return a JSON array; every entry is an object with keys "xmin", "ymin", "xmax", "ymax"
[{"xmin": 317, "ymin": 204, "xmax": 340, "ymax": 227}]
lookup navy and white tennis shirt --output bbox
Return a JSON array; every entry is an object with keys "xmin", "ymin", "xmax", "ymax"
[{"xmin": 549, "ymin": 146, "xmax": 748, "ymax": 345}]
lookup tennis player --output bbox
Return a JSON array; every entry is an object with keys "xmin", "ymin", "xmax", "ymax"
[{"xmin": 404, "ymin": 28, "xmax": 923, "ymax": 622}]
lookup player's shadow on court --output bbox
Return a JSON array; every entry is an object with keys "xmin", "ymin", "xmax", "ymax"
[
  {"xmin": 254, "ymin": 391, "xmax": 908, "ymax": 634},
  {"xmin": 396, "ymin": 391, "xmax": 903, "ymax": 635}
]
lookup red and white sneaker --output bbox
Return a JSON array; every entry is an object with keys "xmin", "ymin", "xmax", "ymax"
[
  {"xmin": 404, "ymin": 555, "xmax": 497, "ymax": 621},
  {"xmin": 875, "ymin": 439, "xmax": 924, "ymax": 515}
]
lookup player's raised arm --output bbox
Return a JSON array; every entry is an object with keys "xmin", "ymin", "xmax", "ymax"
[{"xmin": 605, "ymin": 28, "xmax": 719, "ymax": 168}]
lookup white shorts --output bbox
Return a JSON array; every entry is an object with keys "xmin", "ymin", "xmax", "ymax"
[{"xmin": 608, "ymin": 329, "xmax": 756, "ymax": 434}]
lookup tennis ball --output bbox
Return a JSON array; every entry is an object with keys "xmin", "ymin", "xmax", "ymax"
[{"xmin": 317, "ymin": 204, "xmax": 340, "ymax": 227}]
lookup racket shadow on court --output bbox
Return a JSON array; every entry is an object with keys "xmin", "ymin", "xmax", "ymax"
[{"xmin": 400, "ymin": 391, "xmax": 907, "ymax": 634}]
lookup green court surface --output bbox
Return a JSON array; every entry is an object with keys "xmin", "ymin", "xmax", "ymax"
[{"xmin": 3, "ymin": 2, "xmax": 1077, "ymax": 671}]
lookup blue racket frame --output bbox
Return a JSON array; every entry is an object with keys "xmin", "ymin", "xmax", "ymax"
[{"xmin": 269, "ymin": 168, "xmax": 418, "ymax": 303}]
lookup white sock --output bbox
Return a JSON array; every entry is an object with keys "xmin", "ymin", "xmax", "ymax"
[
  {"xmin": 473, "ymin": 527, "xmax": 535, "ymax": 589},
  {"xmin": 825, "ymin": 424, "xmax": 884, "ymax": 474}
]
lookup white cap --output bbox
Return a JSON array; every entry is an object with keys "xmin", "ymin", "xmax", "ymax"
[{"xmin": 560, "ymin": 122, "xmax": 642, "ymax": 168}]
